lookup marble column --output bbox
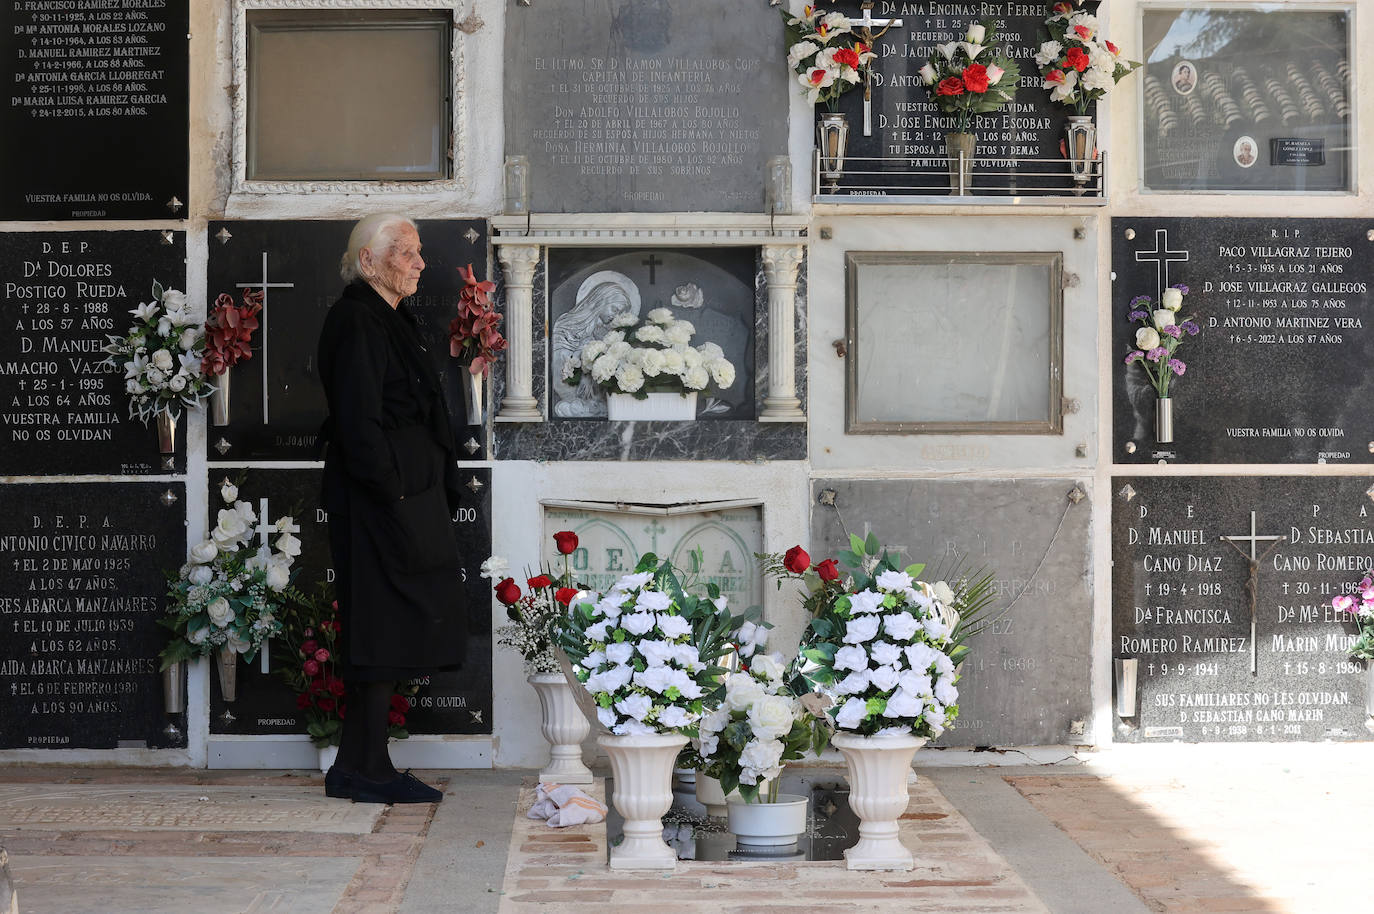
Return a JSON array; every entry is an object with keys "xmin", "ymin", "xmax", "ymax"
[
  {"xmin": 760, "ymin": 243, "xmax": 806, "ymax": 421},
  {"xmin": 495, "ymin": 243, "xmax": 543, "ymax": 421}
]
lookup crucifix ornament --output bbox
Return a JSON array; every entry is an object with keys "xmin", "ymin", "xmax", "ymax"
[
  {"xmin": 854, "ymin": 2, "xmax": 901, "ymax": 137},
  {"xmin": 1219, "ymin": 510, "xmax": 1286, "ymax": 675}
]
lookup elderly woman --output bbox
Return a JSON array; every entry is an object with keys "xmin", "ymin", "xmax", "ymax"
[{"xmin": 317, "ymin": 214, "xmax": 464, "ymax": 804}]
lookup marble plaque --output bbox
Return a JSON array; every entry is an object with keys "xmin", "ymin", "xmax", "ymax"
[
  {"xmin": 542, "ymin": 502, "xmax": 763, "ymax": 613},
  {"xmin": 811, "ymin": 478, "xmax": 1093, "ymax": 747},
  {"xmin": 1112, "ymin": 218, "xmax": 1373, "ymax": 464},
  {"xmin": 504, "ymin": 0, "xmax": 788, "ymax": 212},
  {"xmin": 1141, "ymin": 6, "xmax": 1352, "ymax": 193},
  {"xmin": 1113, "ymin": 476, "xmax": 1372, "ymax": 742}
]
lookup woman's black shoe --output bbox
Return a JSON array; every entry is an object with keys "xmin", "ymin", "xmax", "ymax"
[
  {"xmin": 323, "ymin": 765, "xmax": 353, "ymax": 799},
  {"xmin": 351, "ymin": 770, "xmax": 443, "ymax": 805}
]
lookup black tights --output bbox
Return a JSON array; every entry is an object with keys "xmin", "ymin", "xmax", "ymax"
[{"xmin": 336, "ymin": 680, "xmax": 399, "ymax": 782}]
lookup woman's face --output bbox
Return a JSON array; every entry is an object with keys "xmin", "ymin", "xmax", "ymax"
[{"xmin": 364, "ymin": 224, "xmax": 424, "ymax": 305}]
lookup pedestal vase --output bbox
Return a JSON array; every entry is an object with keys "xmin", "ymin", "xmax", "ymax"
[
  {"xmin": 832, "ymin": 732, "xmax": 927, "ymax": 871},
  {"xmin": 599, "ymin": 732, "xmax": 688, "ymax": 870},
  {"xmin": 528, "ymin": 672, "xmax": 593, "ymax": 784}
]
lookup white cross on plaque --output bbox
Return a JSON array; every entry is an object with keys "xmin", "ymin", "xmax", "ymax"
[
  {"xmin": 251, "ymin": 497, "xmax": 302, "ymax": 673},
  {"xmin": 235, "ymin": 252, "xmax": 296, "ymax": 424},
  {"xmin": 1134, "ymin": 228, "xmax": 1190, "ymax": 303},
  {"xmin": 1220, "ymin": 510, "xmax": 1286, "ymax": 675},
  {"xmin": 855, "ymin": 1, "xmax": 902, "ymax": 137}
]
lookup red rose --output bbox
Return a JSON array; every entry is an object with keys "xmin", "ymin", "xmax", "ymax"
[
  {"xmin": 318, "ymin": 698, "xmax": 335, "ymax": 713},
  {"xmin": 301, "ymin": 639, "xmax": 317, "ymax": 656},
  {"xmin": 783, "ymin": 545, "xmax": 811, "ymax": 574},
  {"xmin": 962, "ymin": 63, "xmax": 989, "ymax": 94},
  {"xmin": 555, "ymin": 586, "xmax": 578, "ymax": 605},
  {"xmin": 303, "ymin": 659, "xmax": 320, "ymax": 676},
  {"xmin": 328, "ymin": 678, "xmax": 346, "ymax": 697},
  {"xmin": 295, "ymin": 693, "xmax": 311, "ymax": 709},
  {"xmin": 832, "ymin": 47, "xmax": 860, "ymax": 69},
  {"xmin": 553, "ymin": 531, "xmax": 579, "ymax": 554},
  {"xmin": 816, "ymin": 558, "xmax": 840, "ymax": 582},
  {"xmin": 494, "ymin": 577, "xmax": 522, "ymax": 605},
  {"xmin": 390, "ymin": 694, "xmax": 410, "ymax": 712},
  {"xmin": 313, "ymin": 648, "xmax": 330, "ymax": 663},
  {"xmin": 936, "ymin": 77, "xmax": 965, "ymax": 97},
  {"xmin": 388, "ymin": 710, "xmax": 406, "ymax": 726},
  {"xmin": 1064, "ymin": 47, "xmax": 1090, "ymax": 72},
  {"xmin": 527, "ymin": 574, "xmax": 553, "ymax": 589}
]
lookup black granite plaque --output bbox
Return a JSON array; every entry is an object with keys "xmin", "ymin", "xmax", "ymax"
[
  {"xmin": 811, "ymin": 478, "xmax": 1093, "ymax": 747},
  {"xmin": 1113, "ymin": 476, "xmax": 1372, "ymax": 743},
  {"xmin": 504, "ymin": 0, "xmax": 788, "ymax": 213},
  {"xmin": 0, "ymin": 230, "xmax": 187, "ymax": 475},
  {"xmin": 209, "ymin": 467, "xmax": 493, "ymax": 737},
  {"xmin": 1113, "ymin": 218, "xmax": 1373, "ymax": 464},
  {"xmin": 830, "ymin": 1, "xmax": 1075, "ymax": 196},
  {"xmin": 1141, "ymin": 6, "xmax": 1351, "ymax": 193},
  {"xmin": 0, "ymin": 481, "xmax": 186, "ymax": 749},
  {"xmin": 204, "ymin": 220, "xmax": 488, "ymax": 461},
  {"xmin": 0, "ymin": 1, "xmax": 189, "ymax": 220},
  {"xmin": 548, "ymin": 247, "xmax": 755, "ymax": 420}
]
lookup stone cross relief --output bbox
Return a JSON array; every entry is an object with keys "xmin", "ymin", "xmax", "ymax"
[
  {"xmin": 1219, "ymin": 510, "xmax": 1286, "ymax": 675},
  {"xmin": 235, "ymin": 251, "xmax": 296, "ymax": 424}
]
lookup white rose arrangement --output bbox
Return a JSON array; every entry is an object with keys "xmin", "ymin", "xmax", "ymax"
[
  {"xmin": 791, "ymin": 533, "xmax": 997, "ymax": 740},
  {"xmin": 695, "ymin": 652, "xmax": 828, "ymax": 804},
  {"xmin": 554, "ymin": 554, "xmax": 737, "ymax": 737},
  {"xmin": 559, "ymin": 307, "xmax": 736, "ymax": 401},
  {"xmin": 158, "ymin": 478, "xmax": 301, "ymax": 669},
  {"xmin": 100, "ymin": 280, "xmax": 213, "ymax": 424}
]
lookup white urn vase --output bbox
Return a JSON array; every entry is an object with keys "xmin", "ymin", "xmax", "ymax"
[
  {"xmin": 528, "ymin": 672, "xmax": 593, "ymax": 785},
  {"xmin": 727, "ymin": 794, "xmax": 809, "ymax": 848},
  {"xmin": 832, "ymin": 732, "xmax": 927, "ymax": 871},
  {"xmin": 599, "ymin": 732, "xmax": 688, "ymax": 870}
]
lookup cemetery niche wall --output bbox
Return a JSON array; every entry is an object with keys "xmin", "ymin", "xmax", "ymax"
[
  {"xmin": 0, "ymin": 230, "xmax": 189, "ymax": 475},
  {"xmin": 205, "ymin": 219, "xmax": 489, "ymax": 461},
  {"xmin": 1140, "ymin": 5, "xmax": 1352, "ymax": 194},
  {"xmin": 811, "ymin": 478, "xmax": 1093, "ymax": 747},
  {"xmin": 1113, "ymin": 217, "xmax": 1372, "ymax": 465},
  {"xmin": 504, "ymin": 0, "xmax": 788, "ymax": 213},
  {"xmin": 1113, "ymin": 476, "xmax": 1373, "ymax": 743},
  {"xmin": 0, "ymin": 482, "xmax": 188, "ymax": 750},
  {"xmin": 0, "ymin": 0, "xmax": 189, "ymax": 220},
  {"xmin": 208, "ymin": 468, "xmax": 494, "ymax": 739}
]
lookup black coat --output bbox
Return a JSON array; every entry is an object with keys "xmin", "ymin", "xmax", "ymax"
[{"xmin": 318, "ymin": 280, "xmax": 466, "ymax": 674}]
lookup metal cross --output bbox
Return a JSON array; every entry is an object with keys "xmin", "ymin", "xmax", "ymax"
[
  {"xmin": 235, "ymin": 252, "xmax": 296, "ymax": 424},
  {"xmin": 641, "ymin": 253, "xmax": 663, "ymax": 284},
  {"xmin": 1134, "ymin": 228, "xmax": 1190, "ymax": 303},
  {"xmin": 1219, "ymin": 511, "xmax": 1286, "ymax": 675},
  {"xmin": 855, "ymin": 1, "xmax": 902, "ymax": 137}
]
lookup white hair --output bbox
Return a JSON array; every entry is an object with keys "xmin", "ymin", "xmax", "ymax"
[{"xmin": 340, "ymin": 213, "xmax": 418, "ymax": 282}]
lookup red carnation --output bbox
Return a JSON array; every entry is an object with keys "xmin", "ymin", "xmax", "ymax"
[
  {"xmin": 555, "ymin": 587, "xmax": 578, "ymax": 605},
  {"xmin": 962, "ymin": 63, "xmax": 989, "ymax": 94},
  {"xmin": 832, "ymin": 46, "xmax": 860, "ymax": 69},
  {"xmin": 313, "ymin": 648, "xmax": 330, "ymax": 663},
  {"xmin": 318, "ymin": 698, "xmax": 335, "ymax": 713},
  {"xmin": 783, "ymin": 545, "xmax": 811, "ymax": 574},
  {"xmin": 301, "ymin": 639, "xmax": 317, "ymax": 656},
  {"xmin": 936, "ymin": 76, "xmax": 965, "ymax": 97},
  {"xmin": 527, "ymin": 574, "xmax": 553, "ymax": 589},
  {"xmin": 494, "ymin": 577, "xmax": 522, "ymax": 605},
  {"xmin": 388, "ymin": 710, "xmax": 406, "ymax": 726},
  {"xmin": 390, "ymin": 694, "xmax": 410, "ymax": 712},
  {"xmin": 1064, "ymin": 47, "xmax": 1090, "ymax": 72},
  {"xmin": 553, "ymin": 531, "xmax": 579, "ymax": 554},
  {"xmin": 303, "ymin": 659, "xmax": 320, "ymax": 677},
  {"xmin": 295, "ymin": 693, "xmax": 311, "ymax": 709},
  {"xmin": 816, "ymin": 558, "xmax": 840, "ymax": 582},
  {"xmin": 328, "ymin": 678, "xmax": 346, "ymax": 697}
]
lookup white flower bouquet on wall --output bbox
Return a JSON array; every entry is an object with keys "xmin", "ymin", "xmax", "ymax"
[{"xmin": 101, "ymin": 279, "xmax": 212, "ymax": 423}]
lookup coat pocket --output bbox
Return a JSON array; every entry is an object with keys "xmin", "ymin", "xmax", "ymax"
[{"xmin": 373, "ymin": 482, "xmax": 458, "ymax": 574}]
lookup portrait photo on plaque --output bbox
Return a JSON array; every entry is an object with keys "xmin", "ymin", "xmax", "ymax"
[
  {"xmin": 1140, "ymin": 5, "xmax": 1352, "ymax": 193},
  {"xmin": 546, "ymin": 247, "xmax": 756, "ymax": 420}
]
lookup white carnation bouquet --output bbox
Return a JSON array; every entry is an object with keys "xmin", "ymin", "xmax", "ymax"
[
  {"xmin": 793, "ymin": 533, "xmax": 996, "ymax": 739},
  {"xmin": 695, "ymin": 652, "xmax": 828, "ymax": 804},
  {"xmin": 1035, "ymin": 1, "xmax": 1141, "ymax": 115},
  {"xmin": 553, "ymin": 554, "xmax": 736, "ymax": 736},
  {"xmin": 100, "ymin": 279, "xmax": 213, "ymax": 423},
  {"xmin": 158, "ymin": 479, "xmax": 301, "ymax": 669},
  {"xmin": 560, "ymin": 307, "xmax": 736, "ymax": 400}
]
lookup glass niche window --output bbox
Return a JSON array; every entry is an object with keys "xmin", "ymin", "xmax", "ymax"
[
  {"xmin": 246, "ymin": 10, "xmax": 451, "ymax": 181},
  {"xmin": 846, "ymin": 252, "xmax": 1063, "ymax": 435},
  {"xmin": 1141, "ymin": 4, "xmax": 1353, "ymax": 194}
]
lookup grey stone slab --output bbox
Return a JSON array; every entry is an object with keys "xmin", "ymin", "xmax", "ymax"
[
  {"xmin": 504, "ymin": 0, "xmax": 788, "ymax": 213},
  {"xmin": 811, "ymin": 478, "xmax": 1094, "ymax": 747},
  {"xmin": 8, "ymin": 856, "xmax": 354, "ymax": 914}
]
